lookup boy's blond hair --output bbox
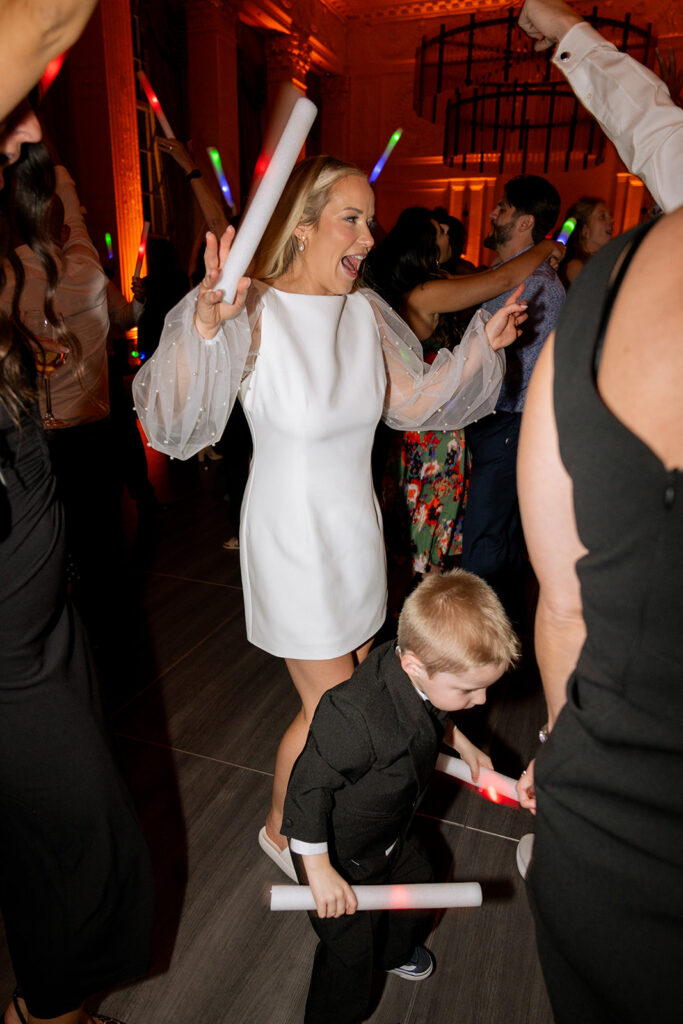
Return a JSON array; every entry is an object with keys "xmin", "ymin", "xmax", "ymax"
[
  {"xmin": 397, "ymin": 569, "xmax": 520, "ymax": 676},
  {"xmin": 249, "ymin": 155, "xmax": 366, "ymax": 282}
]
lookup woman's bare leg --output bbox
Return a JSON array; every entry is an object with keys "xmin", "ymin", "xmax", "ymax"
[{"xmin": 265, "ymin": 638, "xmax": 375, "ymax": 850}]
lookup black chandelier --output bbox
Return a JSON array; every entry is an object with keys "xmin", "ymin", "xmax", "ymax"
[{"xmin": 414, "ymin": 6, "xmax": 655, "ymax": 174}]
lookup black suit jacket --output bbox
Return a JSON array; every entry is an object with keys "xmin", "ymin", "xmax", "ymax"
[{"xmin": 282, "ymin": 641, "xmax": 448, "ymax": 876}]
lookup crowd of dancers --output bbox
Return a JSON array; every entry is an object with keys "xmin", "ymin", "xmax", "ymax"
[{"xmin": 0, "ymin": 1, "xmax": 681, "ymax": 1023}]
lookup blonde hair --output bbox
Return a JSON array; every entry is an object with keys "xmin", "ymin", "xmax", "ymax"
[
  {"xmin": 397, "ymin": 569, "xmax": 520, "ymax": 676},
  {"xmin": 249, "ymin": 155, "xmax": 366, "ymax": 281}
]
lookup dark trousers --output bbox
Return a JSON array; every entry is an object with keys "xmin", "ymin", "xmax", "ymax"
[
  {"xmin": 462, "ymin": 410, "xmax": 524, "ymax": 620},
  {"xmin": 294, "ymin": 839, "xmax": 433, "ymax": 1024}
]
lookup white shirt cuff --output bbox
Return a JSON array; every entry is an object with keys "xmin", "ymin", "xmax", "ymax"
[
  {"xmin": 552, "ymin": 21, "xmax": 614, "ymax": 73},
  {"xmin": 289, "ymin": 838, "xmax": 329, "ymax": 855}
]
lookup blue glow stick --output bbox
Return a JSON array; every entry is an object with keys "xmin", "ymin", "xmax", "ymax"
[
  {"xmin": 556, "ymin": 217, "xmax": 577, "ymax": 245},
  {"xmin": 369, "ymin": 128, "xmax": 403, "ymax": 184},
  {"xmin": 207, "ymin": 147, "xmax": 235, "ymax": 209}
]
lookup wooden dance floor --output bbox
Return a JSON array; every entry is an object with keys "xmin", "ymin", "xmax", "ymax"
[{"xmin": 0, "ymin": 444, "xmax": 554, "ymax": 1024}]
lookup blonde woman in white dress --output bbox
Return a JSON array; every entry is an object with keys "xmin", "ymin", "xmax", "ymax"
[{"xmin": 134, "ymin": 157, "xmax": 527, "ymax": 878}]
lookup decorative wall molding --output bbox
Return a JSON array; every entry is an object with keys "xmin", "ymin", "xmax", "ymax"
[
  {"xmin": 321, "ymin": 0, "xmax": 507, "ymax": 23},
  {"xmin": 266, "ymin": 29, "xmax": 313, "ymax": 83}
]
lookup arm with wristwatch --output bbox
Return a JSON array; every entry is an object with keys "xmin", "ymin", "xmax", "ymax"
[{"xmin": 155, "ymin": 136, "xmax": 230, "ymax": 239}]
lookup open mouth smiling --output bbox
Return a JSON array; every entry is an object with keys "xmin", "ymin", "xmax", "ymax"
[{"xmin": 341, "ymin": 254, "xmax": 365, "ymax": 277}]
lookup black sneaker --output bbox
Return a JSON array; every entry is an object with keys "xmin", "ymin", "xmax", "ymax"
[{"xmin": 388, "ymin": 945, "xmax": 434, "ymax": 981}]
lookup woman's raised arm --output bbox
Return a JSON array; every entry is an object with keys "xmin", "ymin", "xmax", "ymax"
[
  {"xmin": 371, "ymin": 288, "xmax": 527, "ymax": 431},
  {"xmin": 405, "ymin": 239, "xmax": 563, "ymax": 324},
  {"xmin": 132, "ymin": 228, "xmax": 253, "ymax": 460}
]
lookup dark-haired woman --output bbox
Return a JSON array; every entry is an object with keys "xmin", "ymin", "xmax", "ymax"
[
  {"xmin": 363, "ymin": 206, "xmax": 563, "ymax": 581},
  {"xmin": 0, "ymin": 120, "xmax": 152, "ymax": 1024}
]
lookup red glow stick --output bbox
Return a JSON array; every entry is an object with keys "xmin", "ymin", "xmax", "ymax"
[
  {"xmin": 40, "ymin": 53, "xmax": 67, "ymax": 96},
  {"xmin": 137, "ymin": 70, "xmax": 175, "ymax": 139},
  {"xmin": 133, "ymin": 221, "xmax": 150, "ymax": 278},
  {"xmin": 436, "ymin": 753, "xmax": 520, "ymax": 804}
]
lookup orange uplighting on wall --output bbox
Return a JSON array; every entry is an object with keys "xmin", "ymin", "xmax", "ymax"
[
  {"xmin": 615, "ymin": 173, "xmax": 648, "ymax": 233},
  {"xmin": 100, "ymin": 0, "xmax": 146, "ymax": 299}
]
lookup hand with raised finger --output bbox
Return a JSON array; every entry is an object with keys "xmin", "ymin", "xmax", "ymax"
[
  {"xmin": 195, "ymin": 226, "xmax": 250, "ymax": 340},
  {"xmin": 485, "ymin": 283, "xmax": 528, "ymax": 350}
]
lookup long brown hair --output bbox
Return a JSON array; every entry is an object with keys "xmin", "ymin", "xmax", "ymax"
[{"xmin": 0, "ymin": 141, "xmax": 82, "ymax": 425}]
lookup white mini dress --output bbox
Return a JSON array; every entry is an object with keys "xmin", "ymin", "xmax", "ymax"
[
  {"xmin": 133, "ymin": 280, "xmax": 505, "ymax": 659},
  {"xmin": 238, "ymin": 285, "xmax": 386, "ymax": 657}
]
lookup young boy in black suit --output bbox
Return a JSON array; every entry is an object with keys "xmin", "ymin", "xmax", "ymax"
[{"xmin": 281, "ymin": 569, "xmax": 520, "ymax": 1024}]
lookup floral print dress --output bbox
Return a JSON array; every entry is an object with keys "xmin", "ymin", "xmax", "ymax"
[{"xmin": 381, "ymin": 315, "xmax": 470, "ymax": 574}]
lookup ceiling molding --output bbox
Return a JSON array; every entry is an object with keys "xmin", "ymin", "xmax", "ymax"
[{"xmin": 320, "ymin": 0, "xmax": 508, "ymax": 23}]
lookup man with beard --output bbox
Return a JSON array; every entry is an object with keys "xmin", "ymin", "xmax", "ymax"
[{"xmin": 462, "ymin": 175, "xmax": 564, "ymax": 624}]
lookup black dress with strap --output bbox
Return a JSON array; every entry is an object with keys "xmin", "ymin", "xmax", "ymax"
[
  {"xmin": 0, "ymin": 396, "xmax": 153, "ymax": 1017},
  {"xmin": 528, "ymin": 221, "xmax": 683, "ymax": 1024}
]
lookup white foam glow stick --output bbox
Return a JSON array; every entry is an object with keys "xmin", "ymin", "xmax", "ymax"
[
  {"xmin": 271, "ymin": 881, "xmax": 482, "ymax": 912},
  {"xmin": 436, "ymin": 754, "xmax": 520, "ymax": 803},
  {"xmin": 133, "ymin": 221, "xmax": 150, "ymax": 279},
  {"xmin": 215, "ymin": 96, "xmax": 317, "ymax": 304},
  {"xmin": 137, "ymin": 71, "xmax": 175, "ymax": 139}
]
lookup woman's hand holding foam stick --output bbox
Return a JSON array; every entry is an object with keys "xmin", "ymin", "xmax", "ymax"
[{"xmin": 194, "ymin": 226, "xmax": 250, "ymax": 341}]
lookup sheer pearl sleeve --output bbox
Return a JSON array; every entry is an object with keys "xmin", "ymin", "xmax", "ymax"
[
  {"xmin": 360, "ymin": 289, "xmax": 506, "ymax": 430},
  {"xmin": 132, "ymin": 285, "xmax": 262, "ymax": 460}
]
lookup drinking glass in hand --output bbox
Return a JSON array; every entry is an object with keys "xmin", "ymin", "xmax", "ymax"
[{"xmin": 22, "ymin": 311, "xmax": 69, "ymax": 428}]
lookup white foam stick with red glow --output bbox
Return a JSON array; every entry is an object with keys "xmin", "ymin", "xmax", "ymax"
[
  {"xmin": 271, "ymin": 881, "xmax": 482, "ymax": 912},
  {"xmin": 133, "ymin": 221, "xmax": 150, "ymax": 279},
  {"xmin": 137, "ymin": 70, "xmax": 175, "ymax": 139},
  {"xmin": 215, "ymin": 95, "xmax": 317, "ymax": 305},
  {"xmin": 436, "ymin": 753, "xmax": 520, "ymax": 803}
]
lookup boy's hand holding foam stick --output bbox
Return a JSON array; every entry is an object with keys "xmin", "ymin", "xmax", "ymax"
[
  {"xmin": 436, "ymin": 750, "xmax": 521, "ymax": 803},
  {"xmin": 302, "ymin": 853, "xmax": 358, "ymax": 919},
  {"xmin": 443, "ymin": 724, "xmax": 493, "ymax": 783}
]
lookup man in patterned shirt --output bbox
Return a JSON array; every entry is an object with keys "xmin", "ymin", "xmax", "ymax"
[{"xmin": 462, "ymin": 174, "xmax": 565, "ymax": 622}]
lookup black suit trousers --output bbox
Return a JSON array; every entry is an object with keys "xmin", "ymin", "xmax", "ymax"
[{"xmin": 295, "ymin": 838, "xmax": 433, "ymax": 1024}]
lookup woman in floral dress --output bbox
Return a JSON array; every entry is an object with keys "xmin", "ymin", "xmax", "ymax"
[{"xmin": 364, "ymin": 207, "xmax": 563, "ymax": 580}]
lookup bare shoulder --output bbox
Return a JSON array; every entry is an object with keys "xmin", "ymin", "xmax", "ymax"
[{"xmin": 598, "ymin": 210, "xmax": 683, "ymax": 469}]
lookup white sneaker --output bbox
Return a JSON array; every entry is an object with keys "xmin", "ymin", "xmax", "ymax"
[{"xmin": 516, "ymin": 833, "xmax": 535, "ymax": 879}]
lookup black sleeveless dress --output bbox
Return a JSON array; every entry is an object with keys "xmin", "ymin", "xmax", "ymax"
[
  {"xmin": 528, "ymin": 221, "xmax": 683, "ymax": 1023},
  {"xmin": 0, "ymin": 398, "xmax": 153, "ymax": 1016}
]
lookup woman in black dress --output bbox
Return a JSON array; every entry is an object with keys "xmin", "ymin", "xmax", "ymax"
[
  {"xmin": 0, "ymin": 118, "xmax": 153, "ymax": 1024},
  {"xmin": 517, "ymin": 211, "xmax": 683, "ymax": 1022}
]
